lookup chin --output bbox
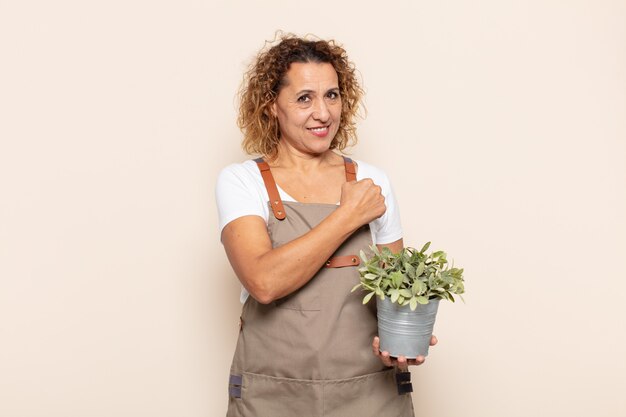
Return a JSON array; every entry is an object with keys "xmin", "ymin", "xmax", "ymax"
[{"xmin": 309, "ymin": 141, "xmax": 334, "ymax": 154}]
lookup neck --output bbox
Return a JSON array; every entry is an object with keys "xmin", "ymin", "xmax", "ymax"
[{"xmin": 268, "ymin": 143, "xmax": 339, "ymax": 172}]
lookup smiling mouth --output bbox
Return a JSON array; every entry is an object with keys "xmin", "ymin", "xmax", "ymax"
[
  {"xmin": 307, "ymin": 126, "xmax": 329, "ymax": 133},
  {"xmin": 307, "ymin": 126, "xmax": 330, "ymax": 137}
]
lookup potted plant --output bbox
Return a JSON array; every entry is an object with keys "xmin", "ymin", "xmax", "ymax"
[{"xmin": 352, "ymin": 242, "xmax": 465, "ymax": 358}]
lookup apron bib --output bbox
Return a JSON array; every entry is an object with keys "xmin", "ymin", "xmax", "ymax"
[{"xmin": 226, "ymin": 157, "xmax": 414, "ymax": 417}]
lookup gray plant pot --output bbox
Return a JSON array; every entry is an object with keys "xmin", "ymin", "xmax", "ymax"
[{"xmin": 377, "ymin": 297, "xmax": 440, "ymax": 359}]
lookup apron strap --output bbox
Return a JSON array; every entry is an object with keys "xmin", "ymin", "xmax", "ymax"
[
  {"xmin": 343, "ymin": 156, "xmax": 357, "ymax": 182},
  {"xmin": 228, "ymin": 374, "xmax": 243, "ymax": 398},
  {"xmin": 327, "ymin": 159, "xmax": 360, "ymax": 268},
  {"xmin": 254, "ymin": 157, "xmax": 362, "ymax": 268},
  {"xmin": 254, "ymin": 156, "xmax": 357, "ymax": 219},
  {"xmin": 396, "ymin": 370, "xmax": 413, "ymax": 395},
  {"xmin": 324, "ymin": 255, "xmax": 361, "ymax": 268},
  {"xmin": 254, "ymin": 158, "xmax": 286, "ymax": 220}
]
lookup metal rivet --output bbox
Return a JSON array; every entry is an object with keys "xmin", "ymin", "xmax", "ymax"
[
  {"xmin": 352, "ymin": 257, "xmax": 357, "ymax": 263},
  {"xmin": 326, "ymin": 260, "xmax": 331, "ymax": 266}
]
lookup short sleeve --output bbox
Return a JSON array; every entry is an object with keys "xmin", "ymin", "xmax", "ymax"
[
  {"xmin": 215, "ymin": 163, "xmax": 268, "ymax": 235},
  {"xmin": 355, "ymin": 161, "xmax": 403, "ymax": 245}
]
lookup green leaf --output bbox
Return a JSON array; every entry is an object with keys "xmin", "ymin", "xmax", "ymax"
[
  {"xmin": 390, "ymin": 271, "xmax": 404, "ymax": 288},
  {"xmin": 399, "ymin": 289, "xmax": 413, "ymax": 298},
  {"xmin": 354, "ymin": 240, "xmax": 465, "ymax": 308},
  {"xmin": 417, "ymin": 296, "xmax": 429, "ymax": 305},
  {"xmin": 409, "ymin": 297, "xmax": 418, "ymax": 311},
  {"xmin": 362, "ymin": 291, "xmax": 375, "ymax": 304},
  {"xmin": 367, "ymin": 265, "xmax": 386, "ymax": 276},
  {"xmin": 415, "ymin": 262, "xmax": 425, "ymax": 277},
  {"xmin": 412, "ymin": 280, "xmax": 427, "ymax": 295},
  {"xmin": 404, "ymin": 262, "xmax": 416, "ymax": 279}
]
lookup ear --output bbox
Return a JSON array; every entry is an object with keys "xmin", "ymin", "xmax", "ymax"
[{"xmin": 270, "ymin": 101, "xmax": 277, "ymax": 117}]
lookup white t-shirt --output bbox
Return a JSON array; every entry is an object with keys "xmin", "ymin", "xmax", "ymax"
[{"xmin": 215, "ymin": 158, "xmax": 403, "ymax": 303}]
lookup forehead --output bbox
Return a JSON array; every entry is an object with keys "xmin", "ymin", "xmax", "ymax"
[{"xmin": 281, "ymin": 62, "xmax": 339, "ymax": 89}]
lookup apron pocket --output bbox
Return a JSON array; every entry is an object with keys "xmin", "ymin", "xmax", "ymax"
[
  {"xmin": 231, "ymin": 370, "xmax": 413, "ymax": 417},
  {"xmin": 240, "ymin": 372, "xmax": 323, "ymax": 417},
  {"xmin": 322, "ymin": 369, "xmax": 414, "ymax": 417}
]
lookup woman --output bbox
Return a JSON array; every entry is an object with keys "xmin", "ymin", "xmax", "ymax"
[{"xmin": 216, "ymin": 34, "xmax": 436, "ymax": 417}]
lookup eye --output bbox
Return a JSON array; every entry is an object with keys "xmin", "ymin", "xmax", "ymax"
[
  {"xmin": 326, "ymin": 91, "xmax": 340, "ymax": 100},
  {"xmin": 297, "ymin": 95, "xmax": 311, "ymax": 103}
]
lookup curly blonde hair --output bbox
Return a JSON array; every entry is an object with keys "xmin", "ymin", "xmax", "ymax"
[{"xmin": 238, "ymin": 33, "xmax": 364, "ymax": 158}]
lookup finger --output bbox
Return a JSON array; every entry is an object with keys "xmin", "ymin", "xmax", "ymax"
[
  {"xmin": 430, "ymin": 335, "xmax": 438, "ymax": 346},
  {"xmin": 404, "ymin": 355, "xmax": 426, "ymax": 367},
  {"xmin": 396, "ymin": 355, "xmax": 408, "ymax": 372},
  {"xmin": 372, "ymin": 336, "xmax": 381, "ymax": 356},
  {"xmin": 380, "ymin": 350, "xmax": 394, "ymax": 367}
]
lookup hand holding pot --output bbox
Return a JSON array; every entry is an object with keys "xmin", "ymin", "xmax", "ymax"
[{"xmin": 372, "ymin": 335, "xmax": 438, "ymax": 372}]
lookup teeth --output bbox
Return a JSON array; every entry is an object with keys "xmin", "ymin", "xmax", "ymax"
[{"xmin": 309, "ymin": 127, "xmax": 327, "ymax": 132}]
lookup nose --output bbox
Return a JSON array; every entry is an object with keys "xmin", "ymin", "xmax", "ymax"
[{"xmin": 312, "ymin": 98, "xmax": 330, "ymax": 122}]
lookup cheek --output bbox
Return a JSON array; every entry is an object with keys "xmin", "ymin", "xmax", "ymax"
[
  {"xmin": 290, "ymin": 110, "xmax": 312, "ymax": 126},
  {"xmin": 332, "ymin": 106, "xmax": 342, "ymax": 122},
  {"xmin": 277, "ymin": 109, "xmax": 309, "ymax": 132},
  {"xmin": 332, "ymin": 100, "xmax": 342, "ymax": 117}
]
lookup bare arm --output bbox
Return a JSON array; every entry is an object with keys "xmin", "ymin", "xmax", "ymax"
[
  {"xmin": 221, "ymin": 179, "xmax": 385, "ymax": 304},
  {"xmin": 376, "ymin": 238, "xmax": 403, "ymax": 254}
]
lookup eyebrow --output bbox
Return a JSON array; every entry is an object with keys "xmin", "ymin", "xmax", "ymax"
[{"xmin": 295, "ymin": 87, "xmax": 340, "ymax": 95}]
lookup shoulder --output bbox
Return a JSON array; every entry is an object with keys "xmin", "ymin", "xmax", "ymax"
[
  {"xmin": 215, "ymin": 159, "xmax": 266, "ymax": 196},
  {"xmin": 215, "ymin": 159, "xmax": 268, "ymax": 210},
  {"xmin": 353, "ymin": 159, "xmax": 393, "ymax": 190},
  {"xmin": 353, "ymin": 159, "xmax": 389, "ymax": 178},
  {"xmin": 352, "ymin": 159, "xmax": 403, "ymax": 244},
  {"xmin": 215, "ymin": 159, "xmax": 269, "ymax": 233},
  {"xmin": 217, "ymin": 159, "xmax": 260, "ymax": 185}
]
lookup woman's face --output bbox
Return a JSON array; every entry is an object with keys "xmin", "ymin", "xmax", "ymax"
[{"xmin": 271, "ymin": 62, "xmax": 342, "ymax": 156}]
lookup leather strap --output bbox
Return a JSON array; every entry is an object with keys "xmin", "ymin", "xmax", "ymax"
[
  {"xmin": 325, "ymin": 255, "xmax": 360, "ymax": 268},
  {"xmin": 229, "ymin": 374, "xmax": 242, "ymax": 398},
  {"xmin": 396, "ymin": 371, "xmax": 413, "ymax": 395},
  {"xmin": 254, "ymin": 156, "xmax": 357, "ymax": 221},
  {"xmin": 254, "ymin": 157, "xmax": 361, "ymax": 268},
  {"xmin": 254, "ymin": 158, "xmax": 286, "ymax": 220},
  {"xmin": 343, "ymin": 156, "xmax": 357, "ymax": 182}
]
